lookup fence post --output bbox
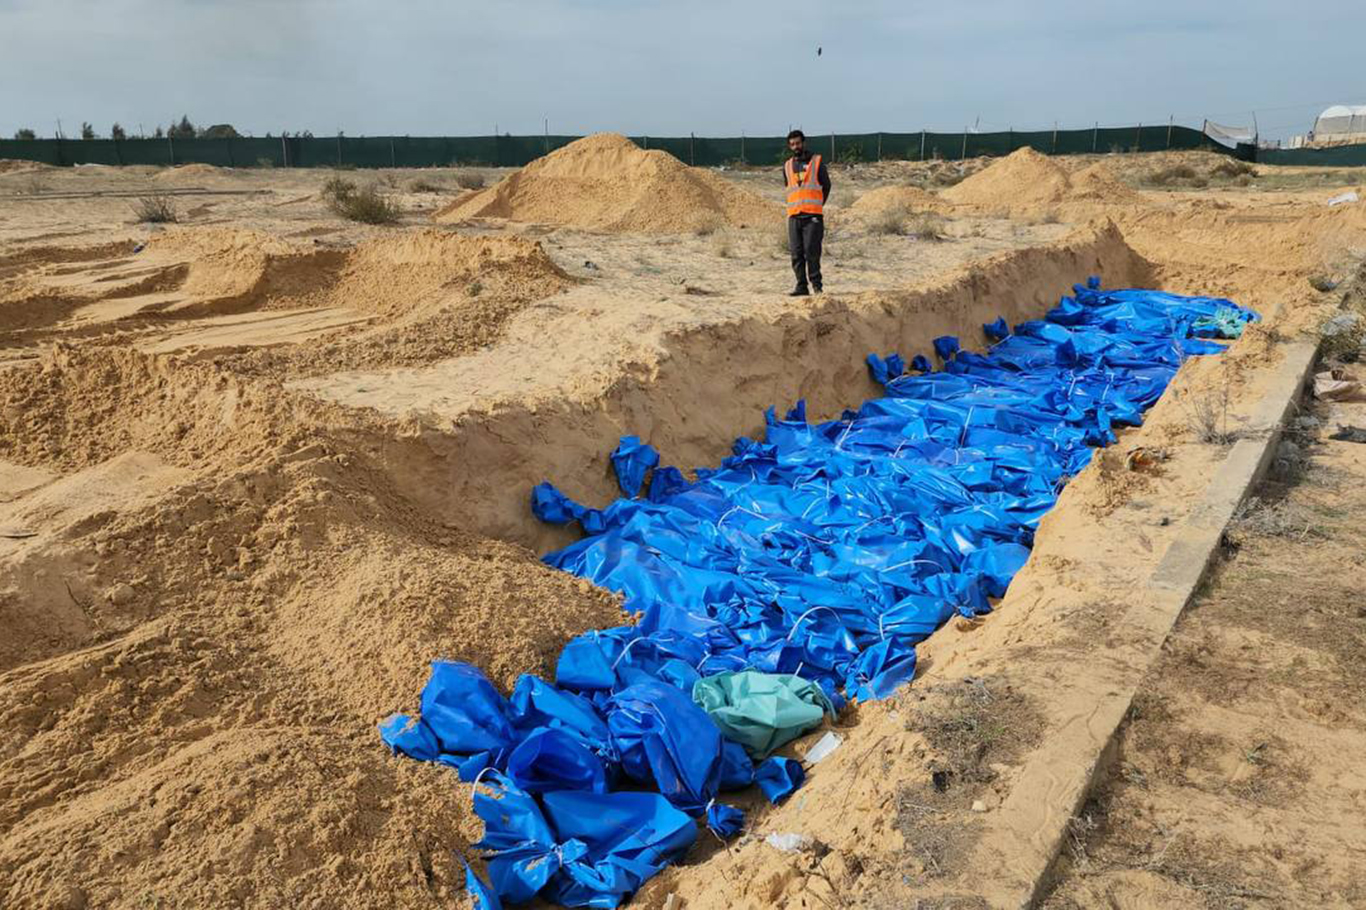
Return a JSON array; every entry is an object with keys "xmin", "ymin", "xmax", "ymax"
[
  {"xmin": 690, "ymin": 132, "xmax": 695, "ymax": 166},
  {"xmin": 1166, "ymin": 115, "xmax": 1173, "ymax": 149},
  {"xmin": 113, "ymin": 137, "xmax": 123, "ymax": 166},
  {"xmin": 1051, "ymin": 122, "xmax": 1058, "ymax": 153},
  {"xmin": 1133, "ymin": 123, "xmax": 1142, "ymax": 152},
  {"xmin": 336, "ymin": 133, "xmax": 342, "ymax": 167},
  {"xmin": 390, "ymin": 138, "xmax": 396, "ymax": 168},
  {"xmin": 830, "ymin": 131, "xmax": 835, "ymax": 160},
  {"xmin": 877, "ymin": 132, "xmax": 882, "ymax": 161},
  {"xmin": 960, "ymin": 130, "xmax": 967, "ymax": 160},
  {"xmin": 920, "ymin": 130, "xmax": 926, "ymax": 161},
  {"xmin": 1092, "ymin": 122, "xmax": 1098, "ymax": 153},
  {"xmin": 281, "ymin": 135, "xmax": 288, "ymax": 168},
  {"xmin": 168, "ymin": 134, "xmax": 175, "ymax": 166},
  {"xmin": 741, "ymin": 131, "xmax": 746, "ymax": 164}
]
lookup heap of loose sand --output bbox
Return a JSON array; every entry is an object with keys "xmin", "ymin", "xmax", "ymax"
[
  {"xmin": 152, "ymin": 163, "xmax": 225, "ymax": 181},
  {"xmin": 0, "ymin": 345, "xmax": 628, "ymax": 908},
  {"xmin": 942, "ymin": 148, "xmax": 1073, "ymax": 208},
  {"xmin": 1068, "ymin": 161, "xmax": 1143, "ymax": 203},
  {"xmin": 942, "ymin": 147, "xmax": 1145, "ymax": 212},
  {"xmin": 845, "ymin": 184, "xmax": 948, "ymax": 217},
  {"xmin": 434, "ymin": 133, "xmax": 780, "ymax": 233}
]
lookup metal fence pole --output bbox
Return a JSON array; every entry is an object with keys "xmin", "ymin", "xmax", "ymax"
[
  {"xmin": 877, "ymin": 132, "xmax": 882, "ymax": 161},
  {"xmin": 690, "ymin": 132, "xmax": 695, "ymax": 166},
  {"xmin": 1051, "ymin": 122, "xmax": 1058, "ymax": 153},
  {"xmin": 920, "ymin": 130, "xmax": 926, "ymax": 160},
  {"xmin": 1166, "ymin": 115, "xmax": 1173, "ymax": 149},
  {"xmin": 741, "ymin": 131, "xmax": 746, "ymax": 164},
  {"xmin": 1134, "ymin": 123, "xmax": 1142, "ymax": 152},
  {"xmin": 281, "ymin": 135, "xmax": 288, "ymax": 167},
  {"xmin": 168, "ymin": 134, "xmax": 175, "ymax": 166},
  {"xmin": 1092, "ymin": 122, "xmax": 1098, "ymax": 153},
  {"xmin": 390, "ymin": 139, "xmax": 396, "ymax": 167},
  {"xmin": 960, "ymin": 130, "xmax": 967, "ymax": 160},
  {"xmin": 336, "ymin": 134, "xmax": 342, "ymax": 166}
]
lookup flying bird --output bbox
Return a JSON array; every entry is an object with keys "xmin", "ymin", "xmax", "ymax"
[{"xmin": 817, "ymin": 46, "xmax": 822, "ymax": 56}]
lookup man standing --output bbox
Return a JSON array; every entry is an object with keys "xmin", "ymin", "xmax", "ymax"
[{"xmin": 782, "ymin": 129, "xmax": 830, "ymax": 296}]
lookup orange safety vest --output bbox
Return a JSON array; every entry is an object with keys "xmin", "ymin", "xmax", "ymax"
[{"xmin": 784, "ymin": 153, "xmax": 824, "ymax": 217}]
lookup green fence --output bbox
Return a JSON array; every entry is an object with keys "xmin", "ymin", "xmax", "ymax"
[
  {"xmin": 0, "ymin": 125, "xmax": 1230, "ymax": 170},
  {"xmin": 1255, "ymin": 144, "xmax": 1366, "ymax": 167}
]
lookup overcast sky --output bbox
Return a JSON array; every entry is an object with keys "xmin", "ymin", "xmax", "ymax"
[{"xmin": 2, "ymin": 0, "xmax": 1361, "ymax": 141}]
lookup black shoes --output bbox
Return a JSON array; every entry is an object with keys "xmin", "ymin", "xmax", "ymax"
[{"xmin": 789, "ymin": 286, "xmax": 810, "ymax": 297}]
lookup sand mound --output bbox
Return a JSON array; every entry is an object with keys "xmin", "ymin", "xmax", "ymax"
[
  {"xmin": 1069, "ymin": 161, "xmax": 1142, "ymax": 203},
  {"xmin": 943, "ymin": 148, "xmax": 1072, "ymax": 207},
  {"xmin": 0, "ymin": 345, "xmax": 627, "ymax": 907},
  {"xmin": 153, "ymin": 163, "xmax": 224, "ymax": 181},
  {"xmin": 333, "ymin": 229, "xmax": 569, "ymax": 319},
  {"xmin": 434, "ymin": 133, "xmax": 779, "ymax": 233},
  {"xmin": 942, "ymin": 148, "xmax": 1147, "ymax": 211},
  {"xmin": 846, "ymin": 185, "xmax": 947, "ymax": 216}
]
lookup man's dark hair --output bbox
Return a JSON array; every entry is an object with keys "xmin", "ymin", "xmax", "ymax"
[{"xmin": 787, "ymin": 129, "xmax": 805, "ymax": 140}]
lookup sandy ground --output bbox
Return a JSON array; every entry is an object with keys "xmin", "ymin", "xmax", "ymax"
[
  {"xmin": 1, "ymin": 142, "xmax": 1364, "ymax": 909},
  {"xmin": 1043, "ymin": 391, "xmax": 1366, "ymax": 910}
]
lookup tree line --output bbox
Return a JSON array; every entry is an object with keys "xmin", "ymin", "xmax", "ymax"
[{"xmin": 10, "ymin": 116, "xmax": 317, "ymax": 141}]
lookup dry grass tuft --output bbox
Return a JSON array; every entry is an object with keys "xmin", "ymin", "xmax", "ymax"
[
  {"xmin": 911, "ymin": 211, "xmax": 950, "ymax": 242},
  {"xmin": 1179, "ymin": 382, "xmax": 1238, "ymax": 445},
  {"xmin": 453, "ymin": 171, "xmax": 485, "ymax": 190},
  {"xmin": 322, "ymin": 177, "xmax": 401, "ymax": 224},
  {"xmin": 131, "ymin": 194, "xmax": 179, "ymax": 223}
]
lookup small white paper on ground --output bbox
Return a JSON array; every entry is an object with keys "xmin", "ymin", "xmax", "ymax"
[
  {"xmin": 804, "ymin": 731, "xmax": 843, "ymax": 764},
  {"xmin": 765, "ymin": 832, "xmax": 811, "ymax": 853}
]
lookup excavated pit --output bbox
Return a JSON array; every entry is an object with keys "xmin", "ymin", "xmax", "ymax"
[{"xmin": 302, "ymin": 221, "xmax": 1150, "ymax": 554}]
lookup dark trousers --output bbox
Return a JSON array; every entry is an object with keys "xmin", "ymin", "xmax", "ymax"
[{"xmin": 788, "ymin": 215, "xmax": 824, "ymax": 290}]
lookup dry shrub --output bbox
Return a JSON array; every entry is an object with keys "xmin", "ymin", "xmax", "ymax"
[
  {"xmin": 131, "ymin": 194, "xmax": 179, "ymax": 223},
  {"xmin": 1179, "ymin": 382, "xmax": 1237, "ymax": 445},
  {"xmin": 453, "ymin": 171, "xmax": 485, "ymax": 190},
  {"xmin": 911, "ymin": 211, "xmax": 949, "ymax": 242},
  {"xmin": 407, "ymin": 178, "xmax": 446, "ymax": 193},
  {"xmin": 693, "ymin": 214, "xmax": 724, "ymax": 237},
  {"xmin": 711, "ymin": 230, "xmax": 735, "ymax": 258},
  {"xmin": 868, "ymin": 205, "xmax": 912, "ymax": 236},
  {"xmin": 1144, "ymin": 163, "xmax": 1198, "ymax": 186},
  {"xmin": 322, "ymin": 177, "xmax": 401, "ymax": 224},
  {"xmin": 1210, "ymin": 159, "xmax": 1255, "ymax": 179}
]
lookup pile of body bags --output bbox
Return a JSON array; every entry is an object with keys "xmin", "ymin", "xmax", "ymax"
[{"xmin": 382, "ymin": 278, "xmax": 1256, "ymax": 908}]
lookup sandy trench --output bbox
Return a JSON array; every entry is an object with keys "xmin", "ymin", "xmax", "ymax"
[{"xmin": 0, "ymin": 140, "xmax": 1363, "ymax": 909}]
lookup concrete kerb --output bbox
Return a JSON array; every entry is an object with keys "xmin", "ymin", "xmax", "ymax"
[{"xmin": 1005, "ymin": 336, "xmax": 1321, "ymax": 908}]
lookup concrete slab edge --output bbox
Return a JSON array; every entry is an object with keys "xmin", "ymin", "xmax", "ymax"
[{"xmin": 1013, "ymin": 337, "xmax": 1321, "ymax": 908}]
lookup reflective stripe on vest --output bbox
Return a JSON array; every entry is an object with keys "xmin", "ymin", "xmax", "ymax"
[{"xmin": 785, "ymin": 153, "xmax": 824, "ymax": 216}]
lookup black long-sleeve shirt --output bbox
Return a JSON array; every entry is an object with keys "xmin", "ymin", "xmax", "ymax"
[{"xmin": 782, "ymin": 150, "xmax": 831, "ymax": 207}]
